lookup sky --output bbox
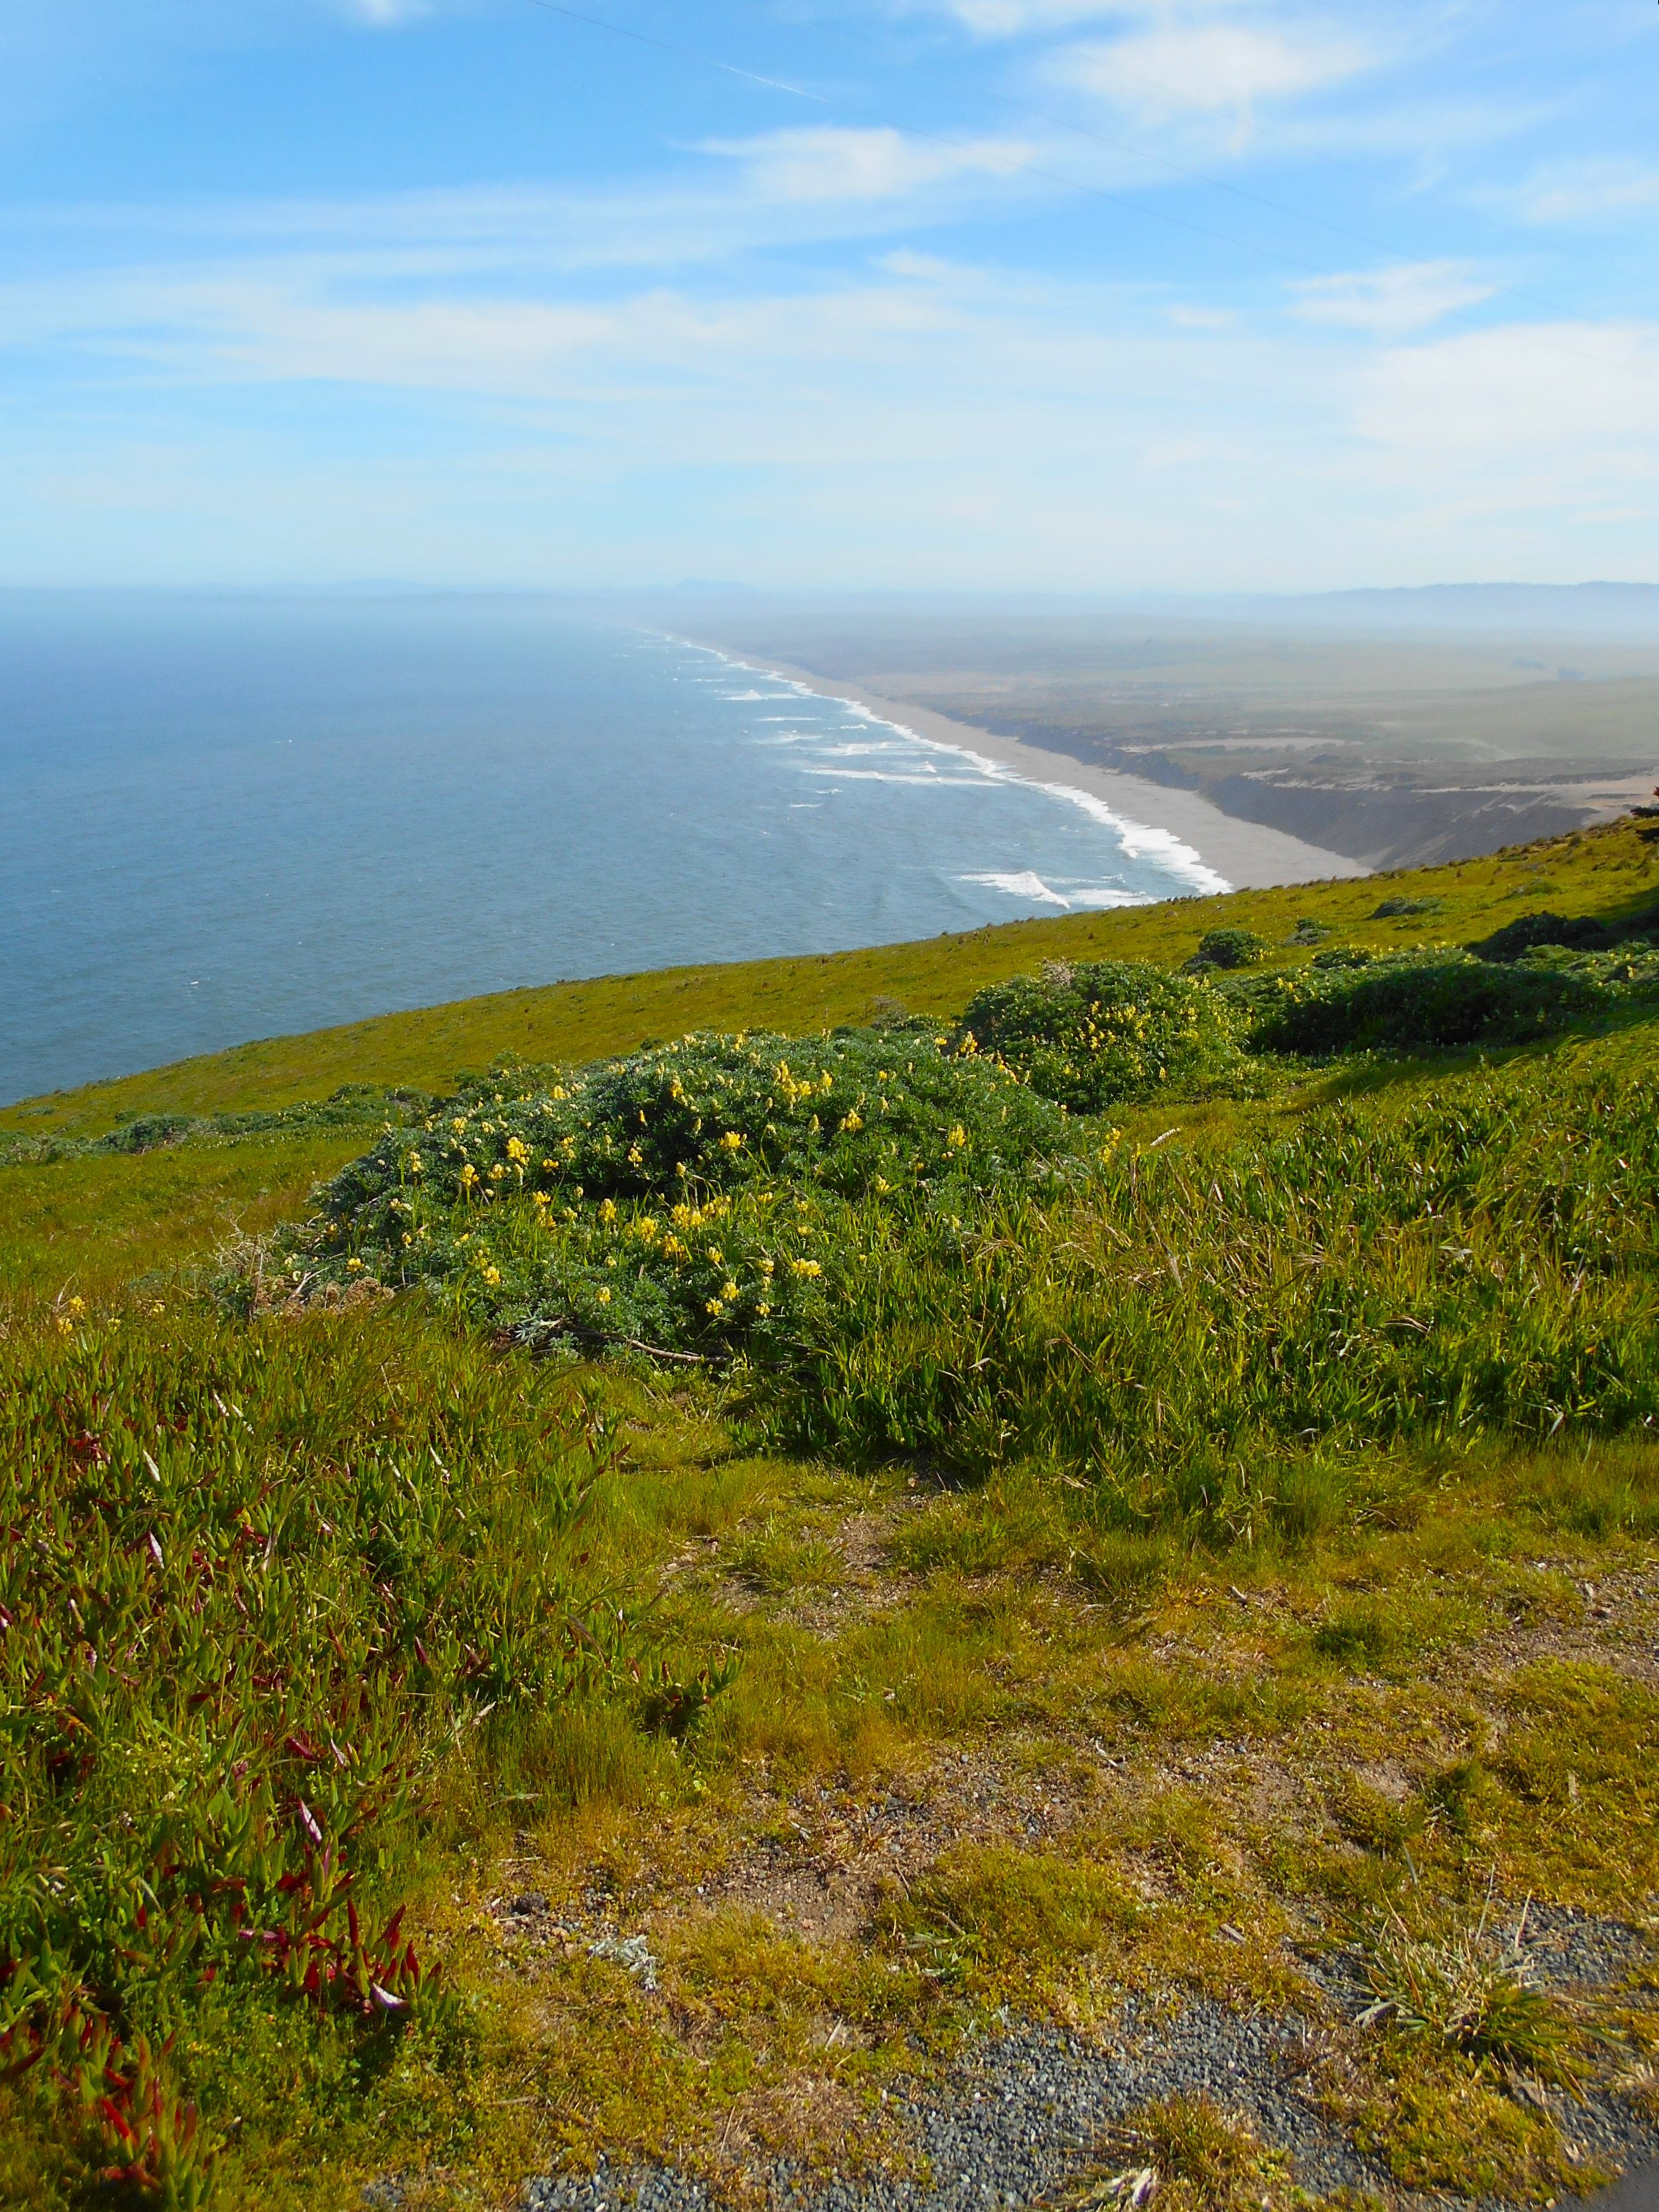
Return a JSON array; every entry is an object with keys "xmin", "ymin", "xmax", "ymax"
[{"xmin": 0, "ymin": 0, "xmax": 1654, "ymax": 591}]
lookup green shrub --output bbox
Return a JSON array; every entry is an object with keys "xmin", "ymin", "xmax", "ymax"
[
  {"xmin": 953, "ymin": 960, "xmax": 1244, "ymax": 1112},
  {"xmin": 1471, "ymin": 905, "xmax": 1659, "ymax": 964},
  {"xmin": 1187, "ymin": 926, "xmax": 1268, "ymax": 972},
  {"xmin": 1248, "ymin": 952, "xmax": 1607, "ymax": 1055},
  {"xmin": 1311, "ymin": 945, "xmax": 1374, "ymax": 970},
  {"xmin": 291, "ymin": 1029, "xmax": 1071, "ymax": 1357}
]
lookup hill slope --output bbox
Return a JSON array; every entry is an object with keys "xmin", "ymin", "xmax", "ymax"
[{"xmin": 2, "ymin": 820, "xmax": 1657, "ymax": 2212}]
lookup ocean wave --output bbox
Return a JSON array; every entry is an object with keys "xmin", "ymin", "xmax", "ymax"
[
  {"xmin": 962, "ymin": 871, "xmax": 1069, "ymax": 906},
  {"xmin": 662, "ymin": 631, "xmax": 1234, "ymax": 899}
]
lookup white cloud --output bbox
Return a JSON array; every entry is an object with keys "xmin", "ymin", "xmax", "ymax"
[
  {"xmin": 1058, "ymin": 20, "xmax": 1373, "ymax": 124},
  {"xmin": 693, "ymin": 125, "xmax": 1033, "ymax": 206},
  {"xmin": 1355, "ymin": 322, "xmax": 1659, "ymax": 505},
  {"xmin": 1497, "ymin": 157, "xmax": 1659, "ymax": 226},
  {"xmin": 1291, "ymin": 261, "xmax": 1496, "ymax": 336}
]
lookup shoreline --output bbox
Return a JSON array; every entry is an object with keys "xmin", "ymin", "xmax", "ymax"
[{"xmin": 680, "ymin": 638, "xmax": 1371, "ymax": 895}]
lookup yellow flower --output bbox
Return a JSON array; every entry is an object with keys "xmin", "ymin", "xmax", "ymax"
[
  {"xmin": 759, "ymin": 1258, "xmax": 774, "ymax": 1278},
  {"xmin": 791, "ymin": 1258, "xmax": 822, "ymax": 1278},
  {"xmin": 946, "ymin": 1125, "xmax": 967, "ymax": 1149},
  {"xmin": 705, "ymin": 1297, "xmax": 725, "ymax": 1316},
  {"xmin": 721, "ymin": 1280, "xmax": 738, "ymax": 1301},
  {"xmin": 451, "ymin": 1116, "xmax": 469, "ymax": 1134},
  {"xmin": 404, "ymin": 1151, "xmax": 423, "ymax": 1177},
  {"xmin": 874, "ymin": 1175, "xmax": 892, "ymax": 1195},
  {"xmin": 707, "ymin": 1246, "xmax": 723, "ymax": 1265},
  {"xmin": 662, "ymin": 1234, "xmax": 688, "ymax": 1259},
  {"xmin": 596, "ymin": 1286, "xmax": 611, "ymax": 1304},
  {"xmin": 839, "ymin": 1111, "xmax": 863, "ymax": 1134},
  {"xmin": 757, "ymin": 1301, "xmax": 772, "ymax": 1316},
  {"xmin": 628, "ymin": 1143, "xmax": 644, "ymax": 1167},
  {"xmin": 506, "ymin": 1135, "xmax": 530, "ymax": 1165},
  {"xmin": 459, "ymin": 1163, "xmax": 479, "ymax": 1189},
  {"xmin": 635, "ymin": 1216, "xmax": 659, "ymax": 1242},
  {"xmin": 599, "ymin": 1197, "xmax": 618, "ymax": 1224},
  {"xmin": 346, "ymin": 1258, "xmax": 363, "ymax": 1273},
  {"xmin": 719, "ymin": 1129, "xmax": 744, "ymax": 1151},
  {"xmin": 532, "ymin": 1189, "xmax": 551, "ymax": 1207},
  {"xmin": 489, "ymin": 1163, "xmax": 506, "ymax": 1181},
  {"xmin": 66, "ymin": 1295, "xmax": 86, "ymax": 1318},
  {"xmin": 481, "ymin": 1264, "xmax": 502, "ymax": 1286}
]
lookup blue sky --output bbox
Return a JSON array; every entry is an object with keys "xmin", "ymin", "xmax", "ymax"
[{"xmin": 0, "ymin": 0, "xmax": 1654, "ymax": 590}]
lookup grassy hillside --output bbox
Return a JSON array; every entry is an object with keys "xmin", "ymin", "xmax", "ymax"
[
  {"xmin": 3, "ymin": 820, "xmax": 1657, "ymax": 2212},
  {"xmin": 9, "ymin": 818, "xmax": 1655, "ymax": 1138}
]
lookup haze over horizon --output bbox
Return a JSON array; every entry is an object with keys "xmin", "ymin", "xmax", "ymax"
[{"xmin": 1, "ymin": 0, "xmax": 1654, "ymax": 595}]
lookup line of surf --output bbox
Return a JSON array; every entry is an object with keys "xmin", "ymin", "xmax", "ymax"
[{"xmin": 661, "ymin": 632, "xmax": 1233, "ymax": 903}]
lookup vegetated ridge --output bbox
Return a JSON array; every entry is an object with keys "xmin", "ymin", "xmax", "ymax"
[{"xmin": 2, "ymin": 817, "xmax": 1658, "ymax": 2212}]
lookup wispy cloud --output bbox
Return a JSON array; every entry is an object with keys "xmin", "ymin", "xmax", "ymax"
[
  {"xmin": 1495, "ymin": 157, "xmax": 1659, "ymax": 226},
  {"xmin": 1056, "ymin": 19, "xmax": 1374, "ymax": 128},
  {"xmin": 693, "ymin": 125, "xmax": 1035, "ymax": 206},
  {"xmin": 1291, "ymin": 261, "xmax": 1495, "ymax": 336}
]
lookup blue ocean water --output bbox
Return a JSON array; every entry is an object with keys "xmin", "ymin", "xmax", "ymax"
[{"xmin": 0, "ymin": 593, "xmax": 1222, "ymax": 1104}]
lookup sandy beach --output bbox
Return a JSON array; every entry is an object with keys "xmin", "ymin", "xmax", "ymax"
[{"xmin": 688, "ymin": 643, "xmax": 1371, "ymax": 895}]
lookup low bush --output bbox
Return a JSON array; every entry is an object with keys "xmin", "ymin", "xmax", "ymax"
[
  {"xmin": 289, "ymin": 1029, "xmax": 1072, "ymax": 1358},
  {"xmin": 1471, "ymin": 905, "xmax": 1659, "ymax": 964},
  {"xmin": 1187, "ymin": 926, "xmax": 1268, "ymax": 972},
  {"xmin": 1372, "ymin": 896, "xmax": 1444, "ymax": 920},
  {"xmin": 1248, "ymin": 951, "xmax": 1612, "ymax": 1055},
  {"xmin": 952, "ymin": 960, "xmax": 1245, "ymax": 1112}
]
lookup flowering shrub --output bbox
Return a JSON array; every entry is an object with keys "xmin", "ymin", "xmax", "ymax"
[
  {"xmin": 291, "ymin": 1029, "xmax": 1072, "ymax": 1356},
  {"xmin": 952, "ymin": 960, "xmax": 1244, "ymax": 1113}
]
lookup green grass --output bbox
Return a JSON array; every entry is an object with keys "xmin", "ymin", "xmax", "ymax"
[{"xmin": 3, "ymin": 818, "xmax": 1658, "ymax": 2208}]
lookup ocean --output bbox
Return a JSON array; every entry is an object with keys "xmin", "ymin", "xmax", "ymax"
[{"xmin": 0, "ymin": 593, "xmax": 1221, "ymax": 1104}]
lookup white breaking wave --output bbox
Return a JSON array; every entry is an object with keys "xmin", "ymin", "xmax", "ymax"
[
  {"xmin": 963, "ymin": 871, "xmax": 1070, "ymax": 906},
  {"xmin": 662, "ymin": 632, "xmax": 1234, "ymax": 900},
  {"xmin": 802, "ymin": 768, "xmax": 993, "ymax": 788}
]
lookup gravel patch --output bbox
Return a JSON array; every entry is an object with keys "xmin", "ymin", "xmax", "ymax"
[{"xmin": 523, "ymin": 1997, "xmax": 1383, "ymax": 2212}]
